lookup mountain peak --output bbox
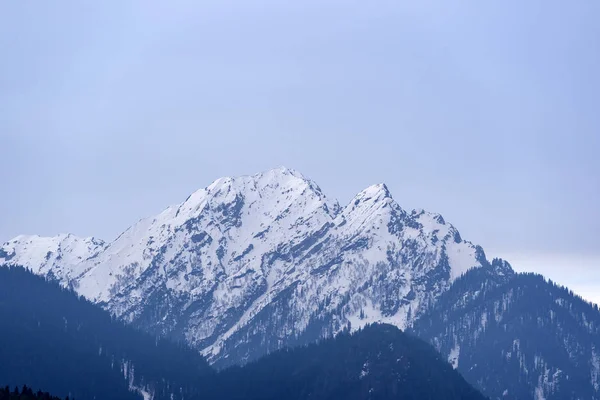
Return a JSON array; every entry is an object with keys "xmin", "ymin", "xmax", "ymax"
[
  {"xmin": 363, "ymin": 183, "xmax": 391, "ymax": 197},
  {"xmin": 201, "ymin": 167, "xmax": 314, "ymax": 196},
  {"xmin": 343, "ymin": 183, "xmax": 399, "ymax": 222},
  {"xmin": 212, "ymin": 166, "xmax": 306, "ymax": 185},
  {"xmin": 173, "ymin": 167, "xmax": 333, "ymax": 222},
  {"xmin": 352, "ymin": 183, "xmax": 393, "ymax": 205},
  {"xmin": 268, "ymin": 165, "xmax": 305, "ymax": 178}
]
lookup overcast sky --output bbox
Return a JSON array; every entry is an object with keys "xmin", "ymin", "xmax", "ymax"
[{"xmin": 1, "ymin": 1, "xmax": 598, "ymax": 304}]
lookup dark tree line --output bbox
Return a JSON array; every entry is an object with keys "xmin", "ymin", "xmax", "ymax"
[{"xmin": 0, "ymin": 385, "xmax": 64, "ymax": 400}]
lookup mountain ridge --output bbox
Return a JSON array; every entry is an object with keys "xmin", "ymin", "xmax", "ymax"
[{"xmin": 1, "ymin": 167, "xmax": 489, "ymax": 366}]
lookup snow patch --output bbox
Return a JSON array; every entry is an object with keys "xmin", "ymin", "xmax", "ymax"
[
  {"xmin": 131, "ymin": 384, "xmax": 154, "ymax": 400},
  {"xmin": 592, "ymin": 346, "xmax": 600, "ymax": 392},
  {"xmin": 446, "ymin": 240, "xmax": 479, "ymax": 281},
  {"xmin": 481, "ymin": 312, "xmax": 488, "ymax": 330},
  {"xmin": 360, "ymin": 362, "xmax": 369, "ymax": 378},
  {"xmin": 534, "ymin": 384, "xmax": 545, "ymax": 400},
  {"xmin": 448, "ymin": 344, "xmax": 460, "ymax": 369}
]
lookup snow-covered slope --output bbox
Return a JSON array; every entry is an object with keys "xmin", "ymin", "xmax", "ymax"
[
  {"xmin": 0, "ymin": 234, "xmax": 106, "ymax": 283},
  {"xmin": 1, "ymin": 167, "xmax": 489, "ymax": 366}
]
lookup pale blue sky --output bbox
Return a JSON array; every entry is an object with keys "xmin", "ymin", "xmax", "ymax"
[{"xmin": 1, "ymin": 1, "xmax": 598, "ymax": 303}]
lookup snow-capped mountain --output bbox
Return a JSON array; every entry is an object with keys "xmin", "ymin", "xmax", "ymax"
[
  {"xmin": 1, "ymin": 167, "xmax": 486, "ymax": 365},
  {"xmin": 3, "ymin": 167, "xmax": 600, "ymax": 399}
]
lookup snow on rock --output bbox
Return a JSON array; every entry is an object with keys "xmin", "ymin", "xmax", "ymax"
[
  {"xmin": 448, "ymin": 343, "xmax": 460, "ymax": 369},
  {"xmin": 0, "ymin": 234, "xmax": 106, "ymax": 282},
  {"xmin": 593, "ymin": 346, "xmax": 600, "ymax": 392},
  {"xmin": 360, "ymin": 362, "xmax": 370, "ymax": 379},
  {"xmin": 534, "ymin": 384, "xmax": 546, "ymax": 400}
]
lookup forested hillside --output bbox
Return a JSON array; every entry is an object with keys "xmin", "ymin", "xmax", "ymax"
[
  {"xmin": 0, "ymin": 266, "xmax": 212, "ymax": 400},
  {"xmin": 412, "ymin": 268, "xmax": 600, "ymax": 400},
  {"xmin": 201, "ymin": 324, "xmax": 487, "ymax": 400},
  {"xmin": 0, "ymin": 386, "xmax": 64, "ymax": 400}
]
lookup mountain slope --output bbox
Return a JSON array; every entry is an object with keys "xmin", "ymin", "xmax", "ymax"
[
  {"xmin": 0, "ymin": 266, "xmax": 212, "ymax": 400},
  {"xmin": 202, "ymin": 323, "xmax": 487, "ymax": 400},
  {"xmin": 411, "ymin": 266, "xmax": 600, "ymax": 400},
  {"xmin": 1, "ymin": 167, "xmax": 486, "ymax": 366},
  {"xmin": 0, "ymin": 234, "xmax": 106, "ymax": 282}
]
